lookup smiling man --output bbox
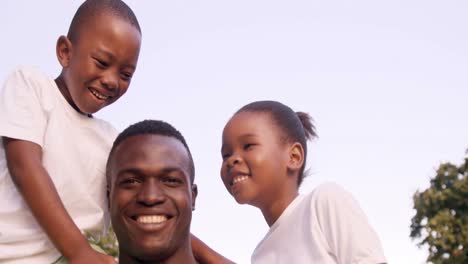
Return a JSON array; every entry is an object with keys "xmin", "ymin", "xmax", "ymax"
[{"xmin": 106, "ymin": 120, "xmax": 198, "ymax": 264}]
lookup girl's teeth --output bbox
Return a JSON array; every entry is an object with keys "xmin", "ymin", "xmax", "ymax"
[
  {"xmin": 137, "ymin": 215, "xmax": 167, "ymax": 224},
  {"xmin": 232, "ymin": 175, "xmax": 249, "ymax": 185}
]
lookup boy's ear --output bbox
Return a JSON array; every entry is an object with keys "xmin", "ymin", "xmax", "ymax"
[
  {"xmin": 191, "ymin": 184, "xmax": 198, "ymax": 211},
  {"xmin": 56, "ymin": 35, "xmax": 73, "ymax": 68},
  {"xmin": 287, "ymin": 142, "xmax": 304, "ymax": 173}
]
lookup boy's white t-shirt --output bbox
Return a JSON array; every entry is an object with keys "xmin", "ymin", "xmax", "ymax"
[
  {"xmin": 252, "ymin": 183, "xmax": 387, "ymax": 264},
  {"xmin": 0, "ymin": 66, "xmax": 118, "ymax": 263}
]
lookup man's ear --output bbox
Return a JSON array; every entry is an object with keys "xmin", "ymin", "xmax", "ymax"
[
  {"xmin": 56, "ymin": 35, "xmax": 73, "ymax": 68},
  {"xmin": 287, "ymin": 142, "xmax": 304, "ymax": 173},
  {"xmin": 191, "ymin": 184, "xmax": 198, "ymax": 211},
  {"xmin": 106, "ymin": 184, "xmax": 111, "ymax": 210}
]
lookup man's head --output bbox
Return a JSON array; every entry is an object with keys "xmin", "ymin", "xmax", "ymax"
[
  {"xmin": 106, "ymin": 120, "xmax": 197, "ymax": 263},
  {"xmin": 55, "ymin": 0, "xmax": 142, "ymax": 115}
]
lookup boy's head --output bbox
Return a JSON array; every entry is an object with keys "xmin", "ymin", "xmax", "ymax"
[
  {"xmin": 106, "ymin": 120, "xmax": 197, "ymax": 263},
  {"xmin": 55, "ymin": 0, "xmax": 142, "ymax": 115}
]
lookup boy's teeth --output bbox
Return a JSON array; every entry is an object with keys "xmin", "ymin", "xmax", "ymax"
[
  {"xmin": 232, "ymin": 175, "xmax": 249, "ymax": 185},
  {"xmin": 90, "ymin": 89, "xmax": 108, "ymax": 100},
  {"xmin": 137, "ymin": 215, "xmax": 168, "ymax": 224}
]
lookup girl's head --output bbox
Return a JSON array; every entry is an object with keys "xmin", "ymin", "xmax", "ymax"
[{"xmin": 220, "ymin": 100, "xmax": 317, "ymax": 208}]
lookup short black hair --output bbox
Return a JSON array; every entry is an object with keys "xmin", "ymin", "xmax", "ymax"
[
  {"xmin": 67, "ymin": 0, "xmax": 141, "ymax": 43},
  {"xmin": 237, "ymin": 100, "xmax": 317, "ymax": 186},
  {"xmin": 106, "ymin": 120, "xmax": 195, "ymax": 184}
]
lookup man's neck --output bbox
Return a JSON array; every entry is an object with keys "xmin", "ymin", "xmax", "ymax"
[{"xmin": 118, "ymin": 251, "xmax": 198, "ymax": 264}]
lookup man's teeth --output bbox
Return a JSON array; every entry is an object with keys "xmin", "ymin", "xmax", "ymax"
[
  {"xmin": 137, "ymin": 215, "xmax": 168, "ymax": 224},
  {"xmin": 232, "ymin": 175, "xmax": 249, "ymax": 185},
  {"xmin": 90, "ymin": 89, "xmax": 109, "ymax": 100}
]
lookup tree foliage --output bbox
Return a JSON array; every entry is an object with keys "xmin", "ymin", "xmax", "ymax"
[
  {"xmin": 86, "ymin": 226, "xmax": 119, "ymax": 258},
  {"xmin": 410, "ymin": 150, "xmax": 468, "ymax": 264}
]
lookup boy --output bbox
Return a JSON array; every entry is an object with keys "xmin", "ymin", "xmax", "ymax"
[
  {"xmin": 106, "ymin": 120, "xmax": 199, "ymax": 264},
  {"xmin": 0, "ymin": 0, "xmax": 141, "ymax": 263}
]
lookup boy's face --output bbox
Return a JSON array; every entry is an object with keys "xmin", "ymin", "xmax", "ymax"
[
  {"xmin": 108, "ymin": 134, "xmax": 197, "ymax": 262},
  {"xmin": 220, "ymin": 111, "xmax": 291, "ymax": 208},
  {"xmin": 57, "ymin": 12, "xmax": 141, "ymax": 115}
]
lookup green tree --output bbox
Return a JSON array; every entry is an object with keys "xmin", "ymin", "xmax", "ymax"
[
  {"xmin": 410, "ymin": 150, "xmax": 468, "ymax": 264},
  {"xmin": 86, "ymin": 226, "xmax": 119, "ymax": 258}
]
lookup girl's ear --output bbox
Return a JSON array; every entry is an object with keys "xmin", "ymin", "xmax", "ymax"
[
  {"xmin": 287, "ymin": 142, "xmax": 304, "ymax": 172},
  {"xmin": 56, "ymin": 35, "xmax": 73, "ymax": 68}
]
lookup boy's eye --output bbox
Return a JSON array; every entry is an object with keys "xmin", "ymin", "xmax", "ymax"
[
  {"xmin": 94, "ymin": 58, "xmax": 108, "ymax": 68},
  {"xmin": 120, "ymin": 72, "xmax": 133, "ymax": 81}
]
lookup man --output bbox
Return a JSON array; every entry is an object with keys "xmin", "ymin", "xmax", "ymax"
[{"xmin": 106, "ymin": 120, "xmax": 198, "ymax": 264}]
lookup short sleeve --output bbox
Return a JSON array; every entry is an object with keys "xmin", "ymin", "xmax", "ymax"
[
  {"xmin": 0, "ymin": 67, "xmax": 48, "ymax": 146},
  {"xmin": 314, "ymin": 183, "xmax": 387, "ymax": 264}
]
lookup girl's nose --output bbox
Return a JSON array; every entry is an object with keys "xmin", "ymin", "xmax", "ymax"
[{"xmin": 227, "ymin": 155, "xmax": 241, "ymax": 171}]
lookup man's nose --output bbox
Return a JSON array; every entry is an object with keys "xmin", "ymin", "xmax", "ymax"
[{"xmin": 136, "ymin": 180, "xmax": 166, "ymax": 206}]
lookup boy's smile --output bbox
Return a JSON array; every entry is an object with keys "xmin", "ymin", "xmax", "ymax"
[
  {"xmin": 56, "ymin": 12, "xmax": 141, "ymax": 115},
  {"xmin": 108, "ymin": 134, "xmax": 196, "ymax": 261}
]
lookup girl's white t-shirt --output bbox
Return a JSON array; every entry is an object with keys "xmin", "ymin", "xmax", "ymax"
[
  {"xmin": 0, "ymin": 66, "xmax": 118, "ymax": 263},
  {"xmin": 252, "ymin": 183, "xmax": 387, "ymax": 264}
]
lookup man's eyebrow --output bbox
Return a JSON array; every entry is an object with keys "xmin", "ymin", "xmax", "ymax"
[
  {"xmin": 161, "ymin": 167, "xmax": 189, "ymax": 178},
  {"xmin": 116, "ymin": 167, "xmax": 188, "ymax": 177},
  {"xmin": 116, "ymin": 168, "xmax": 142, "ymax": 178}
]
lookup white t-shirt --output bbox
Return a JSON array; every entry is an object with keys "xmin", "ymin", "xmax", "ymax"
[
  {"xmin": 252, "ymin": 183, "xmax": 387, "ymax": 264},
  {"xmin": 0, "ymin": 66, "xmax": 118, "ymax": 263}
]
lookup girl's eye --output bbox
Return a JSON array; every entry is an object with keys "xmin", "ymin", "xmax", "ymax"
[
  {"xmin": 244, "ymin": 143, "xmax": 254, "ymax": 150},
  {"xmin": 221, "ymin": 153, "xmax": 231, "ymax": 160}
]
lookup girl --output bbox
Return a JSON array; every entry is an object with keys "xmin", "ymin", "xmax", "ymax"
[{"xmin": 220, "ymin": 100, "xmax": 387, "ymax": 264}]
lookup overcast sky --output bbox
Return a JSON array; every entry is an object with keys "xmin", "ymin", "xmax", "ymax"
[{"xmin": 2, "ymin": 1, "xmax": 467, "ymax": 263}]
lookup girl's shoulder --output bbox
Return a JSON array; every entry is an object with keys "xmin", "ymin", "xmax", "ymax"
[
  {"xmin": 308, "ymin": 182, "xmax": 350, "ymax": 200},
  {"xmin": 305, "ymin": 182, "xmax": 360, "ymax": 214}
]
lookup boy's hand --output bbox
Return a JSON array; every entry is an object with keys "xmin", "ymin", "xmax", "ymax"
[
  {"xmin": 69, "ymin": 246, "xmax": 116, "ymax": 264},
  {"xmin": 3, "ymin": 138, "xmax": 115, "ymax": 263}
]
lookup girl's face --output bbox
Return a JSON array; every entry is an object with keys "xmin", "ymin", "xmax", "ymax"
[{"xmin": 220, "ymin": 111, "xmax": 291, "ymax": 208}]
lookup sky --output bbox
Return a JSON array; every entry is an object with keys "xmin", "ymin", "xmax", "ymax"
[{"xmin": 1, "ymin": 1, "xmax": 467, "ymax": 263}]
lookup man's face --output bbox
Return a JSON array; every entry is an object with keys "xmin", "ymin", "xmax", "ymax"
[{"xmin": 108, "ymin": 134, "xmax": 197, "ymax": 262}]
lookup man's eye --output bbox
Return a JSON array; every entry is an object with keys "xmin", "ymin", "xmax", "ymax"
[
  {"xmin": 162, "ymin": 177, "xmax": 182, "ymax": 186},
  {"xmin": 119, "ymin": 178, "xmax": 140, "ymax": 187}
]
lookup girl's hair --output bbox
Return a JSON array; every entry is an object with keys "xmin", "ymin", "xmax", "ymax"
[{"xmin": 237, "ymin": 100, "xmax": 317, "ymax": 186}]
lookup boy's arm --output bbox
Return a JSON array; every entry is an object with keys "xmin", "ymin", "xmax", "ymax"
[
  {"xmin": 191, "ymin": 234, "xmax": 236, "ymax": 264},
  {"xmin": 3, "ymin": 137, "xmax": 115, "ymax": 264}
]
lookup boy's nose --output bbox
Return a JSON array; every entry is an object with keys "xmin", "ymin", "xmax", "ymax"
[
  {"xmin": 101, "ymin": 72, "xmax": 119, "ymax": 91},
  {"xmin": 136, "ymin": 181, "xmax": 166, "ymax": 206}
]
